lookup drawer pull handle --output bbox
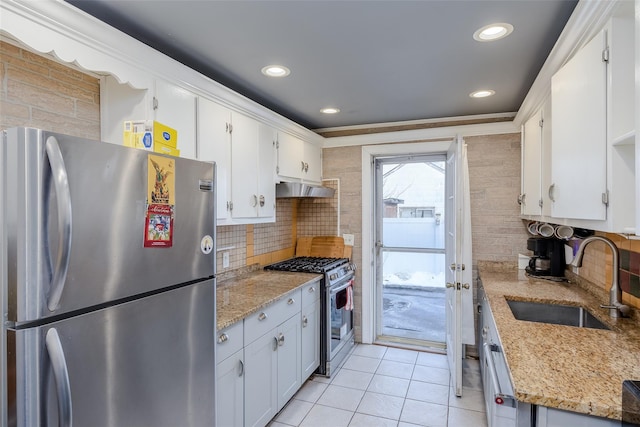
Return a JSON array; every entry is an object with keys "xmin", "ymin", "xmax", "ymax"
[
  {"xmin": 273, "ymin": 336, "xmax": 278, "ymax": 351},
  {"xmin": 217, "ymin": 333, "xmax": 229, "ymax": 344},
  {"xmin": 258, "ymin": 312, "xmax": 267, "ymax": 321},
  {"xmin": 287, "ymin": 298, "xmax": 295, "ymax": 305},
  {"xmin": 238, "ymin": 360, "xmax": 244, "ymax": 377}
]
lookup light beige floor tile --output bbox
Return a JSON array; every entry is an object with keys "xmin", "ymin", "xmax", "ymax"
[
  {"xmin": 295, "ymin": 380, "xmax": 329, "ymax": 403},
  {"xmin": 299, "ymin": 405, "xmax": 354, "ymax": 427},
  {"xmin": 351, "ymin": 344, "xmax": 388, "ymax": 359},
  {"xmin": 343, "ymin": 355, "xmax": 382, "ymax": 373},
  {"xmin": 367, "ymin": 374, "xmax": 410, "ymax": 398},
  {"xmin": 383, "ymin": 347, "xmax": 419, "ymax": 364},
  {"xmin": 376, "ymin": 360, "xmax": 414, "ymax": 379},
  {"xmin": 406, "ymin": 380, "xmax": 450, "ymax": 406},
  {"xmin": 400, "ymin": 399, "xmax": 448, "ymax": 426},
  {"xmin": 274, "ymin": 399, "xmax": 314, "ymax": 426},
  {"xmin": 412, "ymin": 365, "xmax": 450, "ymax": 386},
  {"xmin": 331, "ymin": 368, "xmax": 374, "ymax": 390},
  {"xmin": 317, "ymin": 384, "xmax": 365, "ymax": 411},
  {"xmin": 356, "ymin": 391, "xmax": 405, "ymax": 420},
  {"xmin": 448, "ymin": 388, "xmax": 485, "ymax": 413},
  {"xmin": 416, "ymin": 352, "xmax": 449, "ymax": 369},
  {"xmin": 447, "ymin": 407, "xmax": 488, "ymax": 427},
  {"xmin": 349, "ymin": 413, "xmax": 399, "ymax": 427}
]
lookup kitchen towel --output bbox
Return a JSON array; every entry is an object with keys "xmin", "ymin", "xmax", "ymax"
[{"xmin": 345, "ymin": 281, "xmax": 354, "ymax": 311}]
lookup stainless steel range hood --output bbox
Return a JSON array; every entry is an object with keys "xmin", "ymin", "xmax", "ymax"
[{"xmin": 276, "ymin": 182, "xmax": 335, "ymax": 198}]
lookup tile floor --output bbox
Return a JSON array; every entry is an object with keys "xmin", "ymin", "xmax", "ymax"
[{"xmin": 269, "ymin": 344, "xmax": 488, "ymax": 427}]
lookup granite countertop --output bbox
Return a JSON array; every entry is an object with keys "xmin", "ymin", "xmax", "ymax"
[
  {"xmin": 216, "ymin": 270, "xmax": 322, "ymax": 331},
  {"xmin": 478, "ymin": 262, "xmax": 640, "ymax": 420}
]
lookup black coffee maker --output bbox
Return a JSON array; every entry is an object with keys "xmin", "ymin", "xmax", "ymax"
[{"xmin": 526, "ymin": 237, "xmax": 566, "ymax": 277}]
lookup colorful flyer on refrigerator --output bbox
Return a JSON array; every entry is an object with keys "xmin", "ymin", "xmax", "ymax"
[
  {"xmin": 144, "ymin": 204, "xmax": 174, "ymax": 248},
  {"xmin": 148, "ymin": 154, "xmax": 175, "ymax": 205}
]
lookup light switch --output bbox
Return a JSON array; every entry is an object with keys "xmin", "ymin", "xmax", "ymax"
[
  {"xmin": 343, "ymin": 234, "xmax": 355, "ymax": 246},
  {"xmin": 222, "ymin": 251, "xmax": 230, "ymax": 268}
]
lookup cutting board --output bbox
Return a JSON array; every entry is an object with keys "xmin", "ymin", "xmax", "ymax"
[
  {"xmin": 310, "ymin": 236, "xmax": 345, "ymax": 258},
  {"xmin": 296, "ymin": 236, "xmax": 350, "ymax": 259}
]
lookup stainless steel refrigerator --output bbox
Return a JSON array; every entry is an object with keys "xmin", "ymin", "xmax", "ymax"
[{"xmin": 0, "ymin": 127, "xmax": 216, "ymax": 426}]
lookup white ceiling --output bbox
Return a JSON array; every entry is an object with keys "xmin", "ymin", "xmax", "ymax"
[{"xmin": 66, "ymin": 0, "xmax": 577, "ymax": 131}]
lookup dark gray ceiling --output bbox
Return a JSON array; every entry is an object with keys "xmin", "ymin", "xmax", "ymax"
[{"xmin": 66, "ymin": 0, "xmax": 577, "ymax": 130}]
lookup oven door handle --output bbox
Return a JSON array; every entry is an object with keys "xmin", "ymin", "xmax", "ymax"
[{"xmin": 330, "ymin": 278, "xmax": 354, "ymax": 295}]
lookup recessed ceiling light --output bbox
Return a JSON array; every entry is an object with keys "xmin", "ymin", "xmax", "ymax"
[
  {"xmin": 469, "ymin": 90, "xmax": 495, "ymax": 98},
  {"xmin": 473, "ymin": 23, "xmax": 514, "ymax": 42},
  {"xmin": 261, "ymin": 65, "xmax": 291, "ymax": 77},
  {"xmin": 320, "ymin": 107, "xmax": 340, "ymax": 114}
]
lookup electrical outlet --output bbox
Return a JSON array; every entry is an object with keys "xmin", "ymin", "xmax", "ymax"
[
  {"xmin": 222, "ymin": 251, "xmax": 230, "ymax": 268},
  {"xmin": 343, "ymin": 234, "xmax": 355, "ymax": 246}
]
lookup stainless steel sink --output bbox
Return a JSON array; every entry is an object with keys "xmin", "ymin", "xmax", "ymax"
[{"xmin": 506, "ymin": 299, "xmax": 610, "ymax": 330}]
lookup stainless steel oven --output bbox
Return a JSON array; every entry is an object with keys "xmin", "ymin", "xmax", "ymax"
[
  {"xmin": 324, "ymin": 274, "xmax": 355, "ymax": 376},
  {"xmin": 265, "ymin": 256, "xmax": 355, "ymax": 377}
]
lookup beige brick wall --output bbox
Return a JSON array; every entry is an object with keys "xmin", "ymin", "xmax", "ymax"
[{"xmin": 0, "ymin": 41, "xmax": 100, "ymax": 139}]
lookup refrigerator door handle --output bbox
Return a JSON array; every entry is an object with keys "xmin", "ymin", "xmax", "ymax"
[
  {"xmin": 45, "ymin": 328, "xmax": 73, "ymax": 427},
  {"xmin": 45, "ymin": 136, "xmax": 73, "ymax": 312}
]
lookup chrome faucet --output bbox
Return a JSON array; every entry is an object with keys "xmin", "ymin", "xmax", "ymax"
[{"xmin": 571, "ymin": 236, "xmax": 630, "ymax": 318}]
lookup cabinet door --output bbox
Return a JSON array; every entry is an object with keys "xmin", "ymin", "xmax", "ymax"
[
  {"xmin": 257, "ymin": 123, "xmax": 276, "ymax": 219},
  {"xmin": 540, "ymin": 96, "xmax": 553, "ymax": 217},
  {"xmin": 244, "ymin": 330, "xmax": 278, "ymax": 427},
  {"xmin": 198, "ymin": 97, "xmax": 232, "ymax": 222},
  {"xmin": 230, "ymin": 112, "xmax": 260, "ymax": 219},
  {"xmin": 100, "ymin": 75, "xmax": 150, "ymax": 145},
  {"xmin": 304, "ymin": 142, "xmax": 323, "ymax": 183},
  {"xmin": 521, "ymin": 109, "xmax": 542, "ymax": 216},
  {"xmin": 301, "ymin": 300, "xmax": 320, "ymax": 380},
  {"xmin": 216, "ymin": 349, "xmax": 244, "ymax": 427},
  {"xmin": 154, "ymin": 79, "xmax": 197, "ymax": 160},
  {"xmin": 551, "ymin": 29, "xmax": 607, "ymax": 220},
  {"xmin": 276, "ymin": 315, "xmax": 302, "ymax": 410},
  {"xmin": 277, "ymin": 132, "xmax": 305, "ymax": 180}
]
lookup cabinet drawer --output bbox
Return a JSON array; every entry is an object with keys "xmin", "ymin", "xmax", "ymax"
[
  {"xmin": 301, "ymin": 280, "xmax": 321, "ymax": 307},
  {"xmin": 245, "ymin": 290, "xmax": 301, "ymax": 343},
  {"xmin": 217, "ymin": 321, "xmax": 244, "ymax": 363}
]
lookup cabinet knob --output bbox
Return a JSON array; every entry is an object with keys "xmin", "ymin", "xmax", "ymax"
[
  {"xmin": 302, "ymin": 316, "xmax": 308, "ymax": 327},
  {"xmin": 278, "ymin": 333, "xmax": 285, "ymax": 346},
  {"xmin": 287, "ymin": 298, "xmax": 295, "ymax": 305},
  {"xmin": 308, "ymin": 286, "xmax": 315, "ymax": 293},
  {"xmin": 446, "ymin": 283, "xmax": 456, "ymax": 289},
  {"xmin": 259, "ymin": 195, "xmax": 265, "ymax": 207},
  {"xmin": 258, "ymin": 312, "xmax": 267, "ymax": 321},
  {"xmin": 304, "ymin": 162, "xmax": 309, "ymax": 172},
  {"xmin": 217, "ymin": 333, "xmax": 229, "ymax": 344}
]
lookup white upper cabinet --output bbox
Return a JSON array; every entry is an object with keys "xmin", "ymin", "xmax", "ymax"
[
  {"xmin": 547, "ymin": 9, "xmax": 636, "ymax": 233},
  {"xmin": 153, "ymin": 79, "xmax": 197, "ymax": 160},
  {"xmin": 230, "ymin": 113, "xmax": 276, "ymax": 221},
  {"xmin": 521, "ymin": 96, "xmax": 553, "ymax": 217},
  {"xmin": 551, "ymin": 28, "xmax": 607, "ymax": 221},
  {"xmin": 197, "ymin": 97, "xmax": 232, "ymax": 223},
  {"xmin": 100, "ymin": 75, "xmax": 197, "ymax": 159},
  {"xmin": 277, "ymin": 133, "xmax": 323, "ymax": 184},
  {"xmin": 521, "ymin": 108, "xmax": 543, "ymax": 216}
]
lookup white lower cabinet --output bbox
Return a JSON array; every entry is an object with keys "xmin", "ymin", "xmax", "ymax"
[
  {"xmin": 300, "ymin": 282, "xmax": 320, "ymax": 379},
  {"xmin": 216, "ymin": 321, "xmax": 245, "ymax": 427},
  {"xmin": 232, "ymin": 284, "xmax": 318, "ymax": 427},
  {"xmin": 244, "ymin": 327, "xmax": 279, "ymax": 427},
  {"xmin": 217, "ymin": 349, "xmax": 244, "ymax": 427},
  {"xmin": 536, "ymin": 406, "xmax": 618, "ymax": 427}
]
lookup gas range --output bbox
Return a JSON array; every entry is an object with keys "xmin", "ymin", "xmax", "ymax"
[{"xmin": 264, "ymin": 257, "xmax": 354, "ymax": 287}]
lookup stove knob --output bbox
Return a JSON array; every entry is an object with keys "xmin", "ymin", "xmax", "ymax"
[{"xmin": 330, "ymin": 273, "xmax": 337, "ymax": 280}]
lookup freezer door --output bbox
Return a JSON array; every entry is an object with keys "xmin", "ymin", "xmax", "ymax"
[
  {"xmin": 2, "ymin": 128, "xmax": 215, "ymax": 323},
  {"xmin": 7, "ymin": 279, "xmax": 215, "ymax": 427}
]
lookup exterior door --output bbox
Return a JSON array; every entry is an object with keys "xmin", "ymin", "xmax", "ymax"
[
  {"xmin": 445, "ymin": 136, "xmax": 473, "ymax": 397},
  {"xmin": 374, "ymin": 154, "xmax": 447, "ymax": 346}
]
